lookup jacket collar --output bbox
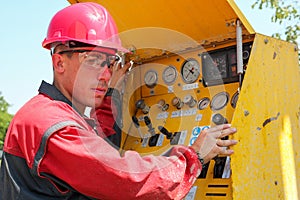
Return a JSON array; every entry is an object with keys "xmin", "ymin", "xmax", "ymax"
[
  {"xmin": 38, "ymin": 80, "xmax": 80, "ymax": 114},
  {"xmin": 38, "ymin": 80, "xmax": 99, "ymax": 134}
]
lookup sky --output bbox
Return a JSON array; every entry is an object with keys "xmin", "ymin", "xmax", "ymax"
[{"xmin": 0, "ymin": 0, "xmax": 285, "ymax": 114}]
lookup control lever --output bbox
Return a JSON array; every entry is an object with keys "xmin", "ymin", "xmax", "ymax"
[
  {"xmin": 158, "ymin": 126, "xmax": 172, "ymax": 139},
  {"xmin": 211, "ymin": 113, "xmax": 229, "ymax": 178},
  {"xmin": 144, "ymin": 116, "xmax": 155, "ymax": 136},
  {"xmin": 132, "ymin": 116, "xmax": 144, "ymax": 139}
]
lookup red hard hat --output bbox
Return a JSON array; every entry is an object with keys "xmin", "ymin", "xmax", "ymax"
[{"xmin": 42, "ymin": 2, "xmax": 128, "ymax": 52}]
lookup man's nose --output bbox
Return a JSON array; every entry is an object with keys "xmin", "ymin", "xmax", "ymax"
[{"xmin": 97, "ymin": 66, "xmax": 111, "ymax": 81}]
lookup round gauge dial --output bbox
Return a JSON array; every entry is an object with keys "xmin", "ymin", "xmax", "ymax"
[
  {"xmin": 198, "ymin": 97, "xmax": 210, "ymax": 110},
  {"xmin": 162, "ymin": 65, "xmax": 177, "ymax": 85},
  {"xmin": 231, "ymin": 91, "xmax": 239, "ymax": 108},
  {"xmin": 181, "ymin": 59, "xmax": 201, "ymax": 84},
  {"xmin": 211, "ymin": 92, "xmax": 229, "ymax": 110},
  {"xmin": 144, "ymin": 70, "xmax": 158, "ymax": 88}
]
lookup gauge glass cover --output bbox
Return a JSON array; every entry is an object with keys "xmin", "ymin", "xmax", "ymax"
[
  {"xmin": 231, "ymin": 91, "xmax": 239, "ymax": 108},
  {"xmin": 162, "ymin": 65, "xmax": 177, "ymax": 85},
  {"xmin": 211, "ymin": 92, "xmax": 229, "ymax": 110},
  {"xmin": 181, "ymin": 59, "xmax": 201, "ymax": 84},
  {"xmin": 144, "ymin": 70, "xmax": 158, "ymax": 88},
  {"xmin": 198, "ymin": 97, "xmax": 210, "ymax": 110}
]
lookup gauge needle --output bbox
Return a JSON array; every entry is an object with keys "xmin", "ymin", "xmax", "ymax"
[
  {"xmin": 185, "ymin": 67, "xmax": 194, "ymax": 79},
  {"xmin": 189, "ymin": 67, "xmax": 194, "ymax": 74}
]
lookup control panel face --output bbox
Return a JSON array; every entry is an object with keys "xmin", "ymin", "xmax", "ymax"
[
  {"xmin": 122, "ymin": 42, "xmax": 252, "ymax": 150},
  {"xmin": 120, "ymin": 41, "xmax": 252, "ymax": 197}
]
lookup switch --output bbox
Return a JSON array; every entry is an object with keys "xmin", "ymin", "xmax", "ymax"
[
  {"xmin": 135, "ymin": 99, "xmax": 150, "ymax": 114},
  {"xmin": 144, "ymin": 116, "xmax": 155, "ymax": 136},
  {"xmin": 157, "ymin": 99, "xmax": 169, "ymax": 111},
  {"xmin": 172, "ymin": 97, "xmax": 184, "ymax": 109},
  {"xmin": 158, "ymin": 126, "xmax": 172, "ymax": 139},
  {"xmin": 183, "ymin": 94, "xmax": 197, "ymax": 108},
  {"xmin": 132, "ymin": 116, "xmax": 144, "ymax": 138}
]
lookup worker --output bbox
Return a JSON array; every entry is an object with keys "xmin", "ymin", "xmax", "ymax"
[{"xmin": 0, "ymin": 2, "xmax": 238, "ymax": 200}]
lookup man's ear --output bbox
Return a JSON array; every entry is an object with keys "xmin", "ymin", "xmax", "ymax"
[{"xmin": 52, "ymin": 54, "xmax": 65, "ymax": 73}]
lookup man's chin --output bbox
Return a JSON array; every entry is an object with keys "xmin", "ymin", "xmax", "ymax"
[{"xmin": 93, "ymin": 98, "xmax": 104, "ymax": 108}]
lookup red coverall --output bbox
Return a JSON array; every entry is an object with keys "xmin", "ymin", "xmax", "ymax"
[{"xmin": 0, "ymin": 81, "xmax": 201, "ymax": 200}]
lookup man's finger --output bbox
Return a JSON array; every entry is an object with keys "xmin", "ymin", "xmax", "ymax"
[
  {"xmin": 205, "ymin": 124, "xmax": 232, "ymax": 134},
  {"xmin": 218, "ymin": 127, "xmax": 237, "ymax": 138},
  {"xmin": 217, "ymin": 146, "xmax": 235, "ymax": 156},
  {"xmin": 216, "ymin": 139, "xmax": 238, "ymax": 147},
  {"xmin": 122, "ymin": 61, "xmax": 132, "ymax": 72}
]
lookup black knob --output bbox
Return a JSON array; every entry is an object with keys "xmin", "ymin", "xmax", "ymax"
[
  {"xmin": 144, "ymin": 116, "xmax": 155, "ymax": 136},
  {"xmin": 144, "ymin": 116, "xmax": 151, "ymax": 127},
  {"xmin": 158, "ymin": 126, "xmax": 172, "ymax": 139},
  {"xmin": 135, "ymin": 99, "xmax": 150, "ymax": 114},
  {"xmin": 212, "ymin": 113, "xmax": 228, "ymax": 125},
  {"xmin": 135, "ymin": 99, "xmax": 146, "ymax": 109},
  {"xmin": 132, "ymin": 116, "xmax": 140, "ymax": 128}
]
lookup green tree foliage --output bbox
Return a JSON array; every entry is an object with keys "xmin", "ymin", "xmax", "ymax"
[
  {"xmin": 252, "ymin": 0, "xmax": 300, "ymax": 43},
  {"xmin": 252, "ymin": 0, "xmax": 300, "ymax": 61},
  {"xmin": 0, "ymin": 92, "xmax": 13, "ymax": 149}
]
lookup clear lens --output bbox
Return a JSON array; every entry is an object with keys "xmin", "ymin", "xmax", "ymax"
[
  {"xmin": 79, "ymin": 51, "xmax": 115, "ymax": 69},
  {"xmin": 58, "ymin": 49, "xmax": 116, "ymax": 69}
]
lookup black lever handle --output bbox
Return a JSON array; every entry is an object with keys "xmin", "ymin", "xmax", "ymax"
[{"xmin": 158, "ymin": 126, "xmax": 172, "ymax": 139}]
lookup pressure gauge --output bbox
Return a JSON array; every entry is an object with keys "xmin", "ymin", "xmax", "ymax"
[
  {"xmin": 162, "ymin": 65, "xmax": 177, "ymax": 85},
  {"xmin": 210, "ymin": 92, "xmax": 229, "ymax": 110},
  {"xmin": 181, "ymin": 58, "xmax": 201, "ymax": 84},
  {"xmin": 231, "ymin": 91, "xmax": 239, "ymax": 108},
  {"xmin": 198, "ymin": 97, "xmax": 210, "ymax": 110},
  {"xmin": 144, "ymin": 70, "xmax": 158, "ymax": 88}
]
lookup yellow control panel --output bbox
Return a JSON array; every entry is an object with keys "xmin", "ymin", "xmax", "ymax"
[{"xmin": 120, "ymin": 40, "xmax": 253, "ymax": 198}]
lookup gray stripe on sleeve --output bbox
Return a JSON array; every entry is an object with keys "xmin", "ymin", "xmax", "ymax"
[{"xmin": 32, "ymin": 121, "xmax": 83, "ymax": 175}]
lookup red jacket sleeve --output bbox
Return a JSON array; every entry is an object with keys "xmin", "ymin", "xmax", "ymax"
[{"xmin": 39, "ymin": 126, "xmax": 202, "ymax": 200}]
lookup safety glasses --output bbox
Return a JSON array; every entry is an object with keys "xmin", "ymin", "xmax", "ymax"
[{"xmin": 57, "ymin": 50, "xmax": 117, "ymax": 69}]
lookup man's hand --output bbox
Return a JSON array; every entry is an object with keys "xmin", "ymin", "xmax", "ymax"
[
  {"xmin": 190, "ymin": 124, "xmax": 238, "ymax": 164},
  {"xmin": 108, "ymin": 59, "xmax": 132, "ymax": 91}
]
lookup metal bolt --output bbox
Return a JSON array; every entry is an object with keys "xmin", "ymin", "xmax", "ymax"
[
  {"xmin": 264, "ymin": 39, "xmax": 269, "ymax": 44},
  {"xmin": 244, "ymin": 110, "xmax": 250, "ymax": 116}
]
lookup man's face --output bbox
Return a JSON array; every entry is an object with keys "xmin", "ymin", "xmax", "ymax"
[{"xmin": 55, "ymin": 48, "xmax": 116, "ymax": 112}]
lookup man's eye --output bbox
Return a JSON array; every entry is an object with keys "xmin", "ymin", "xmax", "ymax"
[{"xmin": 85, "ymin": 58, "xmax": 99, "ymax": 65}]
